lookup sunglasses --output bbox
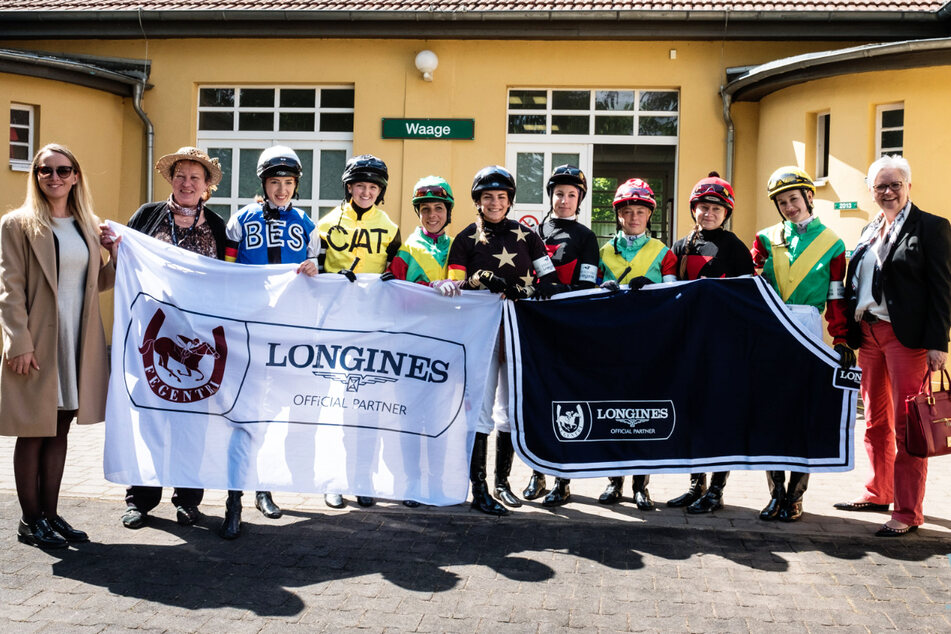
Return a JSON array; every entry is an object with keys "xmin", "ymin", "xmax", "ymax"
[
  {"xmin": 415, "ymin": 185, "xmax": 449, "ymax": 199},
  {"xmin": 694, "ymin": 182, "xmax": 730, "ymax": 196},
  {"xmin": 35, "ymin": 165, "xmax": 76, "ymax": 179},
  {"xmin": 873, "ymin": 181, "xmax": 904, "ymax": 194}
]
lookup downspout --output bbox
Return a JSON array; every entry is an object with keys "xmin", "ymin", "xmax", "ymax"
[
  {"xmin": 720, "ymin": 86, "xmax": 735, "ymax": 229},
  {"xmin": 132, "ymin": 80, "xmax": 154, "ymax": 202}
]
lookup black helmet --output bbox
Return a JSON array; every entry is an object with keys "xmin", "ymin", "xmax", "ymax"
[
  {"xmin": 546, "ymin": 164, "xmax": 587, "ymax": 202},
  {"xmin": 257, "ymin": 145, "xmax": 302, "ymax": 181},
  {"xmin": 470, "ymin": 165, "xmax": 516, "ymax": 203},
  {"xmin": 342, "ymin": 154, "xmax": 388, "ymax": 205}
]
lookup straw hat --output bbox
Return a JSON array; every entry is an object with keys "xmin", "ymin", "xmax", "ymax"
[{"xmin": 155, "ymin": 146, "xmax": 222, "ymax": 188}]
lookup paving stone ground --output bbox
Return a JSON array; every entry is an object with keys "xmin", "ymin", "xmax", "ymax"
[{"xmin": 1, "ymin": 418, "xmax": 950, "ymax": 633}]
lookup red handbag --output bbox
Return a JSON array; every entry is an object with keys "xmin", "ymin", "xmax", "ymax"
[{"xmin": 905, "ymin": 369, "xmax": 951, "ymax": 458}]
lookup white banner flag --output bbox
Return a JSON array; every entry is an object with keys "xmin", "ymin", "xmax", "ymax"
[{"xmin": 103, "ymin": 223, "xmax": 502, "ymax": 505}]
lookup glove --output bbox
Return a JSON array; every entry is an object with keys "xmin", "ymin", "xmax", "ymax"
[
  {"xmin": 535, "ymin": 282, "xmax": 568, "ymax": 300},
  {"xmin": 600, "ymin": 280, "xmax": 621, "ymax": 293},
  {"xmin": 430, "ymin": 279, "xmax": 461, "ymax": 297},
  {"xmin": 470, "ymin": 270, "xmax": 508, "ymax": 293},
  {"xmin": 834, "ymin": 343, "xmax": 856, "ymax": 369},
  {"xmin": 506, "ymin": 283, "xmax": 535, "ymax": 300},
  {"xmin": 380, "ymin": 271, "xmax": 396, "ymax": 282},
  {"xmin": 337, "ymin": 268, "xmax": 356, "ymax": 283},
  {"xmin": 628, "ymin": 276, "xmax": 652, "ymax": 291}
]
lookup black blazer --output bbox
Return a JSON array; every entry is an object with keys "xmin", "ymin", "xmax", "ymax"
[
  {"xmin": 127, "ymin": 201, "xmax": 228, "ymax": 261},
  {"xmin": 845, "ymin": 203, "xmax": 951, "ymax": 351}
]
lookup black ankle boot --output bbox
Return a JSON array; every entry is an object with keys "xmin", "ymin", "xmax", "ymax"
[
  {"xmin": 687, "ymin": 472, "xmax": 728, "ymax": 514},
  {"xmin": 541, "ymin": 478, "xmax": 571, "ymax": 507},
  {"xmin": 494, "ymin": 432, "xmax": 521, "ymax": 508},
  {"xmin": 255, "ymin": 491, "xmax": 282, "ymax": 519},
  {"xmin": 666, "ymin": 473, "xmax": 706, "ymax": 508},
  {"xmin": 522, "ymin": 470, "xmax": 548, "ymax": 500},
  {"xmin": 759, "ymin": 471, "xmax": 786, "ymax": 521},
  {"xmin": 632, "ymin": 475, "xmax": 654, "ymax": 511},
  {"xmin": 470, "ymin": 432, "xmax": 507, "ymax": 516},
  {"xmin": 219, "ymin": 490, "xmax": 242, "ymax": 539},
  {"xmin": 779, "ymin": 471, "xmax": 809, "ymax": 522},
  {"xmin": 598, "ymin": 477, "xmax": 624, "ymax": 505}
]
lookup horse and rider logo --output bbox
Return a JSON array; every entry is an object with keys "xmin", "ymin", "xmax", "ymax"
[
  {"xmin": 138, "ymin": 308, "xmax": 228, "ymax": 403},
  {"xmin": 554, "ymin": 403, "xmax": 586, "ymax": 440}
]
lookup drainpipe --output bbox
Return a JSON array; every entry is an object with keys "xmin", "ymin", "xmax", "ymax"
[
  {"xmin": 720, "ymin": 86, "xmax": 735, "ymax": 230},
  {"xmin": 132, "ymin": 81, "xmax": 154, "ymax": 202}
]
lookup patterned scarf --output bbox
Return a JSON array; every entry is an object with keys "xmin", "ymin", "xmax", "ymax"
[{"xmin": 166, "ymin": 194, "xmax": 202, "ymax": 218}]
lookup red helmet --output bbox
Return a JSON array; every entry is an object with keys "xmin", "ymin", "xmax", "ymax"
[
  {"xmin": 612, "ymin": 178, "xmax": 656, "ymax": 212},
  {"xmin": 690, "ymin": 172, "xmax": 734, "ymax": 217}
]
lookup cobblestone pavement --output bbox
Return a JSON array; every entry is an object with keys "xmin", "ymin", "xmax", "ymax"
[{"xmin": 1, "ymin": 420, "xmax": 950, "ymax": 633}]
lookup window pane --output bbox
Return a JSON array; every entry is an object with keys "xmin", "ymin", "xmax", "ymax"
[
  {"xmin": 9, "ymin": 127, "xmax": 26, "ymax": 142},
  {"xmin": 321, "ymin": 88, "xmax": 355, "ymax": 108},
  {"xmin": 280, "ymin": 112, "xmax": 315, "ymax": 132},
  {"xmin": 239, "ymin": 148, "xmax": 264, "ymax": 198},
  {"xmin": 10, "ymin": 145, "xmax": 29, "ymax": 160},
  {"xmin": 296, "ymin": 149, "xmax": 314, "ymax": 199},
  {"xmin": 552, "ymin": 90, "xmax": 589, "ymax": 110},
  {"xmin": 317, "ymin": 206, "xmax": 335, "ymax": 219},
  {"xmin": 320, "ymin": 112, "xmax": 354, "ymax": 132},
  {"xmin": 595, "ymin": 116, "xmax": 634, "ymax": 136},
  {"xmin": 516, "ymin": 152, "xmax": 544, "ymax": 205},
  {"xmin": 552, "ymin": 153, "xmax": 579, "ymax": 169},
  {"xmin": 595, "ymin": 90, "xmax": 635, "ymax": 111},
  {"xmin": 240, "ymin": 88, "xmax": 274, "ymax": 108},
  {"xmin": 881, "ymin": 130, "xmax": 903, "ymax": 149},
  {"xmin": 199, "ymin": 88, "xmax": 234, "ymax": 108},
  {"xmin": 238, "ymin": 112, "xmax": 274, "ymax": 131},
  {"xmin": 10, "ymin": 109, "xmax": 29, "ymax": 125},
  {"xmin": 205, "ymin": 204, "xmax": 231, "ymax": 222},
  {"xmin": 881, "ymin": 108, "xmax": 904, "ymax": 128},
  {"xmin": 509, "ymin": 90, "xmax": 547, "ymax": 110},
  {"xmin": 280, "ymin": 89, "xmax": 315, "ymax": 108},
  {"xmin": 640, "ymin": 91, "xmax": 679, "ymax": 112},
  {"xmin": 638, "ymin": 116, "xmax": 678, "ymax": 136},
  {"xmin": 508, "ymin": 114, "xmax": 546, "ymax": 134},
  {"xmin": 199, "ymin": 111, "xmax": 234, "ymax": 131},
  {"xmin": 551, "ymin": 115, "xmax": 589, "ymax": 135},
  {"xmin": 320, "ymin": 149, "xmax": 347, "ymax": 201},
  {"xmin": 206, "ymin": 148, "xmax": 233, "ymax": 198}
]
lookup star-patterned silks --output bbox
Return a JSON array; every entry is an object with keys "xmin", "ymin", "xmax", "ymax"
[
  {"xmin": 520, "ymin": 274, "xmax": 534, "ymax": 286},
  {"xmin": 494, "ymin": 247, "xmax": 517, "ymax": 268},
  {"xmin": 512, "ymin": 225, "xmax": 530, "ymax": 242}
]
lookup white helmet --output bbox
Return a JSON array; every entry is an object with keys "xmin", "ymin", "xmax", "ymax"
[{"xmin": 257, "ymin": 145, "xmax": 302, "ymax": 180}]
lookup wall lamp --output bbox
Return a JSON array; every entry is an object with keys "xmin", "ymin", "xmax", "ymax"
[{"xmin": 415, "ymin": 50, "xmax": 438, "ymax": 82}]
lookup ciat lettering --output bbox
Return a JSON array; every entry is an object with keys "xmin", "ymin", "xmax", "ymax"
[{"xmin": 325, "ymin": 225, "xmax": 389, "ymax": 253}]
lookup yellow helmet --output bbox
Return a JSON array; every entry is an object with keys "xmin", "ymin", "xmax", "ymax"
[{"xmin": 766, "ymin": 166, "xmax": 815, "ymax": 200}]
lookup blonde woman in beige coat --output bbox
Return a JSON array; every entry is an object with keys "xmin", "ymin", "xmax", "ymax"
[{"xmin": 0, "ymin": 144, "xmax": 114, "ymax": 549}]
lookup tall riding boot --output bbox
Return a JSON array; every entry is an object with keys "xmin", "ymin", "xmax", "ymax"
[
  {"xmin": 687, "ymin": 471, "xmax": 728, "ymax": 514},
  {"xmin": 779, "ymin": 471, "xmax": 809, "ymax": 522},
  {"xmin": 759, "ymin": 471, "xmax": 786, "ymax": 521},
  {"xmin": 494, "ymin": 432, "xmax": 521, "ymax": 508},
  {"xmin": 631, "ymin": 475, "xmax": 654, "ymax": 511},
  {"xmin": 522, "ymin": 470, "xmax": 548, "ymax": 500},
  {"xmin": 219, "ymin": 490, "xmax": 242, "ymax": 540},
  {"xmin": 666, "ymin": 473, "xmax": 706, "ymax": 507},
  {"xmin": 542, "ymin": 478, "xmax": 571, "ymax": 507},
  {"xmin": 598, "ymin": 477, "xmax": 624, "ymax": 505},
  {"xmin": 470, "ymin": 433, "xmax": 507, "ymax": 516}
]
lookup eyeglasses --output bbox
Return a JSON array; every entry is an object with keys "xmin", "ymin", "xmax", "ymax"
[
  {"xmin": 35, "ymin": 165, "xmax": 76, "ymax": 179},
  {"xmin": 873, "ymin": 181, "xmax": 904, "ymax": 194}
]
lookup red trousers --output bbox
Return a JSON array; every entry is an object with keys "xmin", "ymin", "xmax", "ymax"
[{"xmin": 858, "ymin": 320, "xmax": 929, "ymax": 525}]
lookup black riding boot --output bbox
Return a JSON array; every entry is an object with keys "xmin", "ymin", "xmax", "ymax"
[
  {"xmin": 687, "ymin": 471, "xmax": 728, "ymax": 514},
  {"xmin": 542, "ymin": 478, "xmax": 571, "ymax": 507},
  {"xmin": 219, "ymin": 490, "xmax": 242, "ymax": 540},
  {"xmin": 632, "ymin": 475, "xmax": 654, "ymax": 511},
  {"xmin": 759, "ymin": 471, "xmax": 786, "ymax": 521},
  {"xmin": 779, "ymin": 471, "xmax": 809, "ymax": 522},
  {"xmin": 470, "ymin": 432, "xmax": 507, "ymax": 516},
  {"xmin": 522, "ymin": 470, "xmax": 548, "ymax": 500},
  {"xmin": 494, "ymin": 432, "xmax": 521, "ymax": 508},
  {"xmin": 666, "ymin": 473, "xmax": 707, "ymax": 508},
  {"xmin": 598, "ymin": 477, "xmax": 624, "ymax": 505},
  {"xmin": 255, "ymin": 490, "xmax": 282, "ymax": 519}
]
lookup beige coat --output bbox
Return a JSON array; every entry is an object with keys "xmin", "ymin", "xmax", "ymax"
[{"xmin": 0, "ymin": 209, "xmax": 115, "ymax": 437}]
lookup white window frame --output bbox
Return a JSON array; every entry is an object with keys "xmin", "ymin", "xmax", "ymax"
[
  {"xmin": 9, "ymin": 104, "xmax": 34, "ymax": 172},
  {"xmin": 815, "ymin": 111, "xmax": 830, "ymax": 182},
  {"xmin": 876, "ymin": 103, "xmax": 904, "ymax": 157},
  {"xmin": 505, "ymin": 143, "xmax": 592, "ymax": 228},
  {"xmin": 197, "ymin": 85, "xmax": 354, "ymax": 220}
]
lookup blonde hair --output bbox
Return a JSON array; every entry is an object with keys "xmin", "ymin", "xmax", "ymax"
[{"xmin": 20, "ymin": 143, "xmax": 100, "ymax": 239}]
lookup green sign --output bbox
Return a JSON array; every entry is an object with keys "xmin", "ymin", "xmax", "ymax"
[
  {"xmin": 382, "ymin": 118, "xmax": 474, "ymax": 140},
  {"xmin": 834, "ymin": 201, "xmax": 858, "ymax": 210}
]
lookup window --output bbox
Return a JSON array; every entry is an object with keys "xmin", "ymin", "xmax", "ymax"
[
  {"xmin": 876, "ymin": 104, "xmax": 904, "ymax": 157},
  {"xmin": 10, "ymin": 104, "xmax": 34, "ymax": 171},
  {"xmin": 197, "ymin": 86, "xmax": 355, "ymax": 220},
  {"xmin": 815, "ymin": 112, "xmax": 830, "ymax": 180}
]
